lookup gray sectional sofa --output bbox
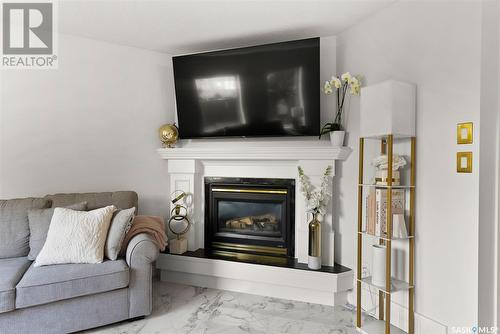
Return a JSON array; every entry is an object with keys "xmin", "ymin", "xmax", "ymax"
[{"xmin": 0, "ymin": 191, "xmax": 160, "ymax": 334}]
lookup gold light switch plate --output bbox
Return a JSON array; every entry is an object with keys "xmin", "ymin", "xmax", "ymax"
[
  {"xmin": 457, "ymin": 122, "xmax": 473, "ymax": 144},
  {"xmin": 457, "ymin": 152, "xmax": 472, "ymax": 173}
]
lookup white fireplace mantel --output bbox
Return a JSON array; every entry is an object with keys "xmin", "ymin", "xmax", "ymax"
[{"xmin": 157, "ymin": 145, "xmax": 351, "ymax": 161}]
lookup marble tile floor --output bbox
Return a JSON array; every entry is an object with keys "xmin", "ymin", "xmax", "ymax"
[{"xmin": 84, "ymin": 279, "xmax": 377, "ymax": 334}]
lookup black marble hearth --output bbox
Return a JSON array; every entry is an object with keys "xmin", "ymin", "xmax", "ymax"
[{"xmin": 163, "ymin": 248, "xmax": 351, "ymax": 274}]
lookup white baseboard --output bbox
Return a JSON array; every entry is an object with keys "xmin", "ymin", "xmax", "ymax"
[
  {"xmin": 349, "ymin": 285, "xmax": 447, "ymax": 334},
  {"xmin": 157, "ymin": 253, "xmax": 353, "ymax": 306},
  {"xmin": 161, "ymin": 270, "xmax": 349, "ymax": 306}
]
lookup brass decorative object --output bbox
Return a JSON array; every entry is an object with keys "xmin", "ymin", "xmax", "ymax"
[
  {"xmin": 158, "ymin": 123, "xmax": 179, "ymax": 148},
  {"xmin": 308, "ymin": 213, "xmax": 321, "ymax": 270},
  {"xmin": 457, "ymin": 151, "xmax": 473, "ymax": 173},
  {"xmin": 168, "ymin": 206, "xmax": 190, "ymax": 237},
  {"xmin": 168, "ymin": 190, "xmax": 191, "ymax": 254},
  {"xmin": 171, "ymin": 191, "xmax": 186, "ymax": 204},
  {"xmin": 457, "ymin": 122, "xmax": 473, "ymax": 144}
]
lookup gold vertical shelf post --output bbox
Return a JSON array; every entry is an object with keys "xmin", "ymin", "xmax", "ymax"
[
  {"xmin": 356, "ymin": 138, "xmax": 364, "ymax": 328},
  {"xmin": 408, "ymin": 137, "xmax": 416, "ymax": 334},
  {"xmin": 356, "ymin": 135, "xmax": 416, "ymax": 334},
  {"xmin": 379, "ymin": 138, "xmax": 387, "ymax": 321},
  {"xmin": 385, "ymin": 135, "xmax": 393, "ymax": 334}
]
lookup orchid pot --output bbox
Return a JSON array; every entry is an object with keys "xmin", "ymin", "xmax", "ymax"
[{"xmin": 329, "ymin": 130, "xmax": 345, "ymax": 147}]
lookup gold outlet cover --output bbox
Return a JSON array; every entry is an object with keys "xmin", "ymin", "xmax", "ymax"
[
  {"xmin": 457, "ymin": 152, "xmax": 473, "ymax": 173},
  {"xmin": 457, "ymin": 122, "xmax": 473, "ymax": 144}
]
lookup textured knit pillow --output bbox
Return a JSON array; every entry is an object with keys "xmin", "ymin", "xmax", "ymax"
[
  {"xmin": 27, "ymin": 202, "xmax": 88, "ymax": 260},
  {"xmin": 34, "ymin": 206, "xmax": 116, "ymax": 267},
  {"xmin": 105, "ymin": 207, "xmax": 135, "ymax": 260}
]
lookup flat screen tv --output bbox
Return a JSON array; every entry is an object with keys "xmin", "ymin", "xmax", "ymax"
[{"xmin": 173, "ymin": 38, "xmax": 320, "ymax": 139}]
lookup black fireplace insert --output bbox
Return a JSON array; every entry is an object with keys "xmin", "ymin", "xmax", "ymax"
[{"xmin": 205, "ymin": 177, "xmax": 295, "ymax": 262}]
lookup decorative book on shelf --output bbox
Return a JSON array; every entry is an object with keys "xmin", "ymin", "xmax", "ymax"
[
  {"xmin": 366, "ymin": 191, "xmax": 376, "ymax": 235},
  {"xmin": 365, "ymin": 189, "xmax": 405, "ymax": 237}
]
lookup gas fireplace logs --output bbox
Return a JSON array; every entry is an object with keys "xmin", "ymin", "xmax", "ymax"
[{"xmin": 225, "ymin": 214, "xmax": 278, "ymax": 230}]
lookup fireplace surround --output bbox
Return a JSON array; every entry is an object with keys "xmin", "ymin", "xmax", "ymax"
[
  {"xmin": 205, "ymin": 177, "xmax": 295, "ymax": 263},
  {"xmin": 156, "ymin": 143, "xmax": 353, "ymax": 306}
]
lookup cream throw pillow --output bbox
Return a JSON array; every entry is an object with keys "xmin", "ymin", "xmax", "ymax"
[{"xmin": 35, "ymin": 206, "xmax": 116, "ymax": 267}]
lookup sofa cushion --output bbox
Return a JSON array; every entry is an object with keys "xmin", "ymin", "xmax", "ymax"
[
  {"xmin": 0, "ymin": 257, "xmax": 31, "ymax": 313},
  {"xmin": 27, "ymin": 202, "xmax": 88, "ymax": 261},
  {"xmin": 16, "ymin": 259, "xmax": 129, "ymax": 309},
  {"xmin": 45, "ymin": 191, "xmax": 138, "ymax": 212},
  {"xmin": 0, "ymin": 198, "xmax": 51, "ymax": 258}
]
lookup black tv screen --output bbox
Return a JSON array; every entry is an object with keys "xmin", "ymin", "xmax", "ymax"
[{"xmin": 173, "ymin": 38, "xmax": 320, "ymax": 139}]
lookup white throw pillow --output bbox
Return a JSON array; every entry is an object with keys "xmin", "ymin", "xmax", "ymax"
[{"xmin": 34, "ymin": 206, "xmax": 117, "ymax": 267}]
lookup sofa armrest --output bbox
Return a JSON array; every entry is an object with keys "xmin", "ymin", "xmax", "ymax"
[
  {"xmin": 125, "ymin": 233, "xmax": 159, "ymax": 318},
  {"xmin": 126, "ymin": 233, "xmax": 159, "ymax": 267}
]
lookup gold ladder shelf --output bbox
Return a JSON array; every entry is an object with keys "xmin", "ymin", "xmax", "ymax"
[{"xmin": 356, "ymin": 135, "xmax": 416, "ymax": 334}]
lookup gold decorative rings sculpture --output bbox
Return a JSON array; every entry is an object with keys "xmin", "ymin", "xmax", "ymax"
[
  {"xmin": 168, "ymin": 205, "xmax": 190, "ymax": 239},
  {"xmin": 168, "ymin": 190, "xmax": 191, "ymax": 241}
]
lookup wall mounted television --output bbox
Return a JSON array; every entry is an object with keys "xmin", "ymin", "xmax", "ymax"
[{"xmin": 173, "ymin": 38, "xmax": 320, "ymax": 139}]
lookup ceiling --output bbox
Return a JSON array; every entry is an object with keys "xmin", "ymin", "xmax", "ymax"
[{"xmin": 58, "ymin": 0, "xmax": 395, "ymax": 55}]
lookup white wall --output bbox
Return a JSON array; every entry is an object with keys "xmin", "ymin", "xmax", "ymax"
[
  {"xmin": 479, "ymin": 0, "xmax": 499, "ymax": 328},
  {"xmin": 0, "ymin": 34, "xmax": 174, "ymax": 217},
  {"xmin": 336, "ymin": 1, "xmax": 481, "ymax": 330}
]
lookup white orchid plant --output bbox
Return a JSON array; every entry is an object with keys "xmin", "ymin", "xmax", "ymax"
[
  {"xmin": 297, "ymin": 165, "xmax": 332, "ymax": 216},
  {"xmin": 320, "ymin": 72, "xmax": 362, "ymax": 138}
]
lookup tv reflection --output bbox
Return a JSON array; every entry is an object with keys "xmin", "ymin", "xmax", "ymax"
[
  {"xmin": 194, "ymin": 67, "xmax": 305, "ymax": 137},
  {"xmin": 194, "ymin": 76, "xmax": 246, "ymax": 135},
  {"xmin": 266, "ymin": 66, "xmax": 305, "ymax": 133}
]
